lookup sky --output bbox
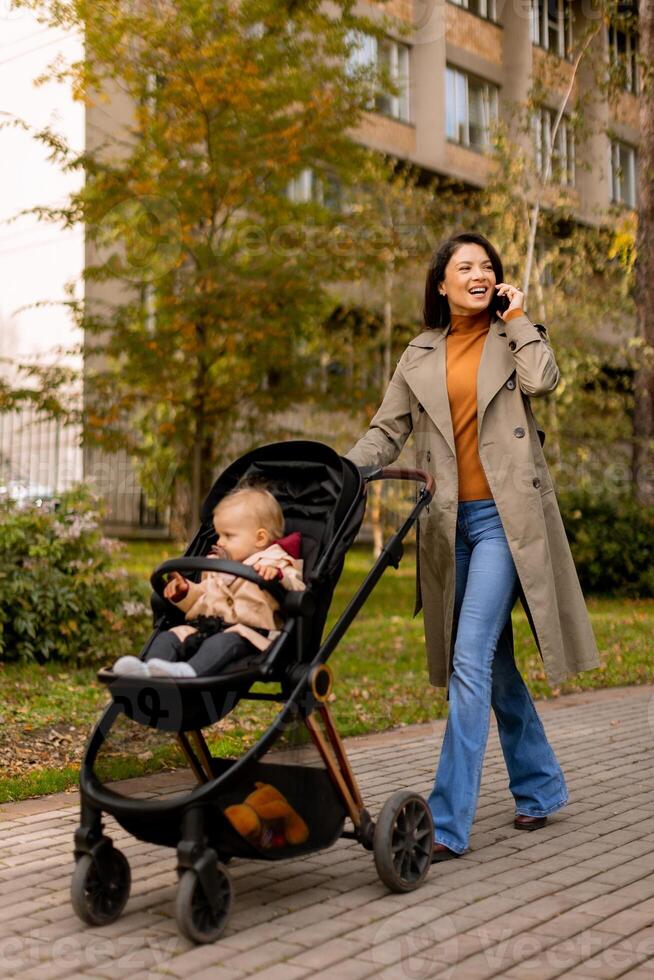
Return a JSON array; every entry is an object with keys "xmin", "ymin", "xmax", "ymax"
[{"xmin": 0, "ymin": 6, "xmax": 84, "ymax": 379}]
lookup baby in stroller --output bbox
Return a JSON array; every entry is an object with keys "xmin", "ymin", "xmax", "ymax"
[{"xmin": 113, "ymin": 485, "xmax": 305, "ymax": 678}]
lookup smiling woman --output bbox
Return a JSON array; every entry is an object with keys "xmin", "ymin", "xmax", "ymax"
[{"xmin": 345, "ymin": 230, "xmax": 600, "ymax": 861}]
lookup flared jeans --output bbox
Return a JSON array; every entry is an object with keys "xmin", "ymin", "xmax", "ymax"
[{"xmin": 427, "ymin": 498, "xmax": 568, "ymax": 854}]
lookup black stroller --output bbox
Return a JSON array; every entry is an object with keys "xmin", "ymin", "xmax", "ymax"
[{"xmin": 72, "ymin": 441, "xmax": 435, "ymax": 943}]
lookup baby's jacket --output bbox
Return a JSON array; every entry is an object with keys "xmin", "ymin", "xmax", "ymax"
[{"xmin": 170, "ymin": 532, "xmax": 305, "ymax": 651}]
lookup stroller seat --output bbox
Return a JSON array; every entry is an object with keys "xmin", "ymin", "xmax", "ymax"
[{"xmin": 98, "ymin": 442, "xmax": 358, "ymax": 732}]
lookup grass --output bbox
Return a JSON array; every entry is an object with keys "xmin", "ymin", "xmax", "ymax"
[{"xmin": 0, "ymin": 541, "xmax": 652, "ymax": 803}]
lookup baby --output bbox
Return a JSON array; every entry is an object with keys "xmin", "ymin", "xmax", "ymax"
[{"xmin": 113, "ymin": 485, "xmax": 305, "ymax": 678}]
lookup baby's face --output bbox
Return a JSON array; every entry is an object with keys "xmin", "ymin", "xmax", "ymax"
[{"xmin": 212, "ymin": 500, "xmax": 272, "ymax": 562}]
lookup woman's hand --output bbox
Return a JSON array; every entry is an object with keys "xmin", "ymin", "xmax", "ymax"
[
  {"xmin": 164, "ymin": 571, "xmax": 190, "ymax": 602},
  {"xmin": 495, "ymin": 283, "xmax": 524, "ymax": 320}
]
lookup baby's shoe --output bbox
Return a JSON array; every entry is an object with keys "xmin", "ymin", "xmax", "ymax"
[
  {"xmin": 147, "ymin": 659, "xmax": 197, "ymax": 678},
  {"xmin": 113, "ymin": 656, "xmax": 150, "ymax": 677}
]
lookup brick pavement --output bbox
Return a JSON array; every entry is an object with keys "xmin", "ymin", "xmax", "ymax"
[{"xmin": 0, "ymin": 684, "xmax": 652, "ymax": 979}]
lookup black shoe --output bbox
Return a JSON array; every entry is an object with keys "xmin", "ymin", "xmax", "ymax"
[
  {"xmin": 432, "ymin": 843, "xmax": 461, "ymax": 862},
  {"xmin": 514, "ymin": 814, "xmax": 548, "ymax": 831}
]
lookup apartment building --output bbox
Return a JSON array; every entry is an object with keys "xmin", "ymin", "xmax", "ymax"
[{"xmin": 290, "ymin": 1, "xmax": 639, "ymax": 220}]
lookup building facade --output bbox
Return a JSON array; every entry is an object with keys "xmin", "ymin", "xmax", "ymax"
[{"xmin": 343, "ymin": 0, "xmax": 639, "ymax": 218}]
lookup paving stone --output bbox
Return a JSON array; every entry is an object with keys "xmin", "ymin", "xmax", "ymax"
[
  {"xmin": 287, "ymin": 937, "xmax": 371, "ymax": 970},
  {"xmin": 0, "ymin": 685, "xmax": 652, "ymax": 979},
  {"xmin": 172, "ymin": 968, "xmax": 246, "ymax": 980},
  {"xmin": 311, "ymin": 960, "xmax": 376, "ymax": 980}
]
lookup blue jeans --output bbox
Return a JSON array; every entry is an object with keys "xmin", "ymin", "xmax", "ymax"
[{"xmin": 427, "ymin": 498, "xmax": 568, "ymax": 854}]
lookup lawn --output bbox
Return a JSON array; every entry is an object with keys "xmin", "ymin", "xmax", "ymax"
[{"xmin": 0, "ymin": 541, "xmax": 652, "ymax": 803}]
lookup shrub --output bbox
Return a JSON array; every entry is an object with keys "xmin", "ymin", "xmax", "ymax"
[
  {"xmin": 0, "ymin": 486, "xmax": 149, "ymax": 664},
  {"xmin": 559, "ymin": 489, "xmax": 654, "ymax": 597}
]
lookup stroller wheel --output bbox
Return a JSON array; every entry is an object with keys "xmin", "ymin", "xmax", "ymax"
[
  {"xmin": 374, "ymin": 790, "xmax": 433, "ymax": 893},
  {"xmin": 175, "ymin": 862, "xmax": 233, "ymax": 944},
  {"xmin": 70, "ymin": 849, "xmax": 131, "ymax": 925}
]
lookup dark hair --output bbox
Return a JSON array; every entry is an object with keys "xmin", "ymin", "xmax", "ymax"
[{"xmin": 423, "ymin": 232, "xmax": 505, "ymax": 328}]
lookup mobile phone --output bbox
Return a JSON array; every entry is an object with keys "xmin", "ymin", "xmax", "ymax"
[{"xmin": 494, "ymin": 290, "xmax": 510, "ymax": 314}]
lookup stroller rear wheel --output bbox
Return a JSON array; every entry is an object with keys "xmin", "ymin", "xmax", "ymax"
[
  {"xmin": 70, "ymin": 849, "xmax": 131, "ymax": 925},
  {"xmin": 176, "ymin": 862, "xmax": 233, "ymax": 944},
  {"xmin": 374, "ymin": 790, "xmax": 433, "ymax": 892}
]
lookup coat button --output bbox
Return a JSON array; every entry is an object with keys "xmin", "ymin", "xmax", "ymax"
[
  {"xmin": 418, "ymin": 403, "xmax": 425, "ymax": 413},
  {"xmin": 506, "ymin": 378, "xmax": 516, "ymax": 390},
  {"xmin": 426, "ymin": 451, "xmax": 431, "ymax": 462},
  {"xmin": 508, "ymin": 340, "xmax": 517, "ymax": 351},
  {"xmin": 533, "ymin": 477, "xmax": 541, "ymax": 488},
  {"xmin": 514, "ymin": 427, "xmax": 525, "ymax": 438}
]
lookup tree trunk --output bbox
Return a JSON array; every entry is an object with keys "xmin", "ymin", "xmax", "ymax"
[
  {"xmin": 532, "ymin": 259, "xmax": 561, "ymax": 473},
  {"xmin": 632, "ymin": 1, "xmax": 654, "ymax": 505},
  {"xmin": 190, "ymin": 316, "xmax": 209, "ymax": 529},
  {"xmin": 371, "ymin": 256, "xmax": 395, "ymax": 558},
  {"xmin": 370, "ymin": 481, "xmax": 383, "ymax": 557},
  {"xmin": 170, "ymin": 476, "xmax": 192, "ymax": 542}
]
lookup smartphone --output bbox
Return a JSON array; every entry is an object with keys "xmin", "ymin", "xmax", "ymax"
[{"xmin": 494, "ymin": 290, "xmax": 510, "ymax": 315}]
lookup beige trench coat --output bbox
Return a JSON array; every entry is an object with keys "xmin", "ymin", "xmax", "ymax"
[{"xmin": 346, "ymin": 313, "xmax": 600, "ymax": 692}]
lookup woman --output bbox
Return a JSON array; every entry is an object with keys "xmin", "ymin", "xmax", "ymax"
[{"xmin": 345, "ymin": 232, "xmax": 600, "ymax": 860}]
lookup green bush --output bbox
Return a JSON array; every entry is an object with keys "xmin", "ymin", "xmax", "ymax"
[
  {"xmin": 559, "ymin": 489, "xmax": 654, "ymax": 597},
  {"xmin": 0, "ymin": 487, "xmax": 149, "ymax": 664}
]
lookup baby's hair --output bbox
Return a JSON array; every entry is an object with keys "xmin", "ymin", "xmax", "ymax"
[{"xmin": 213, "ymin": 485, "xmax": 284, "ymax": 540}]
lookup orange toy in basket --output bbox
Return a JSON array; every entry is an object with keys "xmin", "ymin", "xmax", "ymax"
[{"xmin": 225, "ymin": 782, "xmax": 309, "ymax": 849}]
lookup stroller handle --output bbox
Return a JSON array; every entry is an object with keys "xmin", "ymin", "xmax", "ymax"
[
  {"xmin": 150, "ymin": 558, "xmax": 288, "ymax": 606},
  {"xmin": 358, "ymin": 465, "xmax": 435, "ymax": 501}
]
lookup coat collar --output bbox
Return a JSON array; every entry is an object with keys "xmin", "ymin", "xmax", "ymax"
[{"xmin": 403, "ymin": 316, "xmax": 513, "ymax": 453}]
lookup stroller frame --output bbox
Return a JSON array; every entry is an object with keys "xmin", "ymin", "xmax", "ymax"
[{"xmin": 71, "ymin": 444, "xmax": 436, "ymax": 943}]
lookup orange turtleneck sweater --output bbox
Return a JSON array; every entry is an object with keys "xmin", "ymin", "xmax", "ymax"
[{"xmin": 446, "ymin": 308, "xmax": 523, "ymax": 501}]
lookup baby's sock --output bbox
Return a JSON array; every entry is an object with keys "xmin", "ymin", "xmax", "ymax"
[
  {"xmin": 113, "ymin": 656, "xmax": 150, "ymax": 677},
  {"xmin": 147, "ymin": 658, "xmax": 197, "ymax": 678}
]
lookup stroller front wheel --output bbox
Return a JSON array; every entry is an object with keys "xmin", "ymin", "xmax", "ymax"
[
  {"xmin": 374, "ymin": 790, "xmax": 433, "ymax": 893},
  {"xmin": 176, "ymin": 862, "xmax": 233, "ymax": 944},
  {"xmin": 70, "ymin": 849, "xmax": 131, "ymax": 925}
]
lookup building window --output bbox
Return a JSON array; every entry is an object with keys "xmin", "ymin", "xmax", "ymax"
[
  {"xmin": 446, "ymin": 66, "xmax": 499, "ymax": 151},
  {"xmin": 346, "ymin": 32, "xmax": 410, "ymax": 122},
  {"xmin": 610, "ymin": 141, "xmax": 637, "ymax": 208},
  {"xmin": 532, "ymin": 107, "xmax": 575, "ymax": 186},
  {"xmin": 531, "ymin": 1, "xmax": 573, "ymax": 59},
  {"xmin": 607, "ymin": 24, "xmax": 639, "ymax": 95},
  {"xmin": 287, "ymin": 168, "xmax": 342, "ymax": 209},
  {"xmin": 448, "ymin": 0, "xmax": 498, "ymax": 22}
]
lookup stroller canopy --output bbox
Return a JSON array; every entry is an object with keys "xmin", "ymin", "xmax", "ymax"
[{"xmin": 194, "ymin": 440, "xmax": 366, "ymax": 660}]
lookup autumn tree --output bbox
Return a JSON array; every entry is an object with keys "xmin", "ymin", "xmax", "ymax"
[{"xmin": 11, "ymin": 0, "xmax": 401, "ymax": 534}]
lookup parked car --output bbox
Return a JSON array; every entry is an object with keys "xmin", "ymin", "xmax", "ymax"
[{"xmin": 0, "ymin": 480, "xmax": 56, "ymax": 509}]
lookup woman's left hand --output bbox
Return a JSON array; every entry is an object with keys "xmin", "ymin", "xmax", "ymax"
[{"xmin": 495, "ymin": 283, "xmax": 524, "ymax": 320}]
